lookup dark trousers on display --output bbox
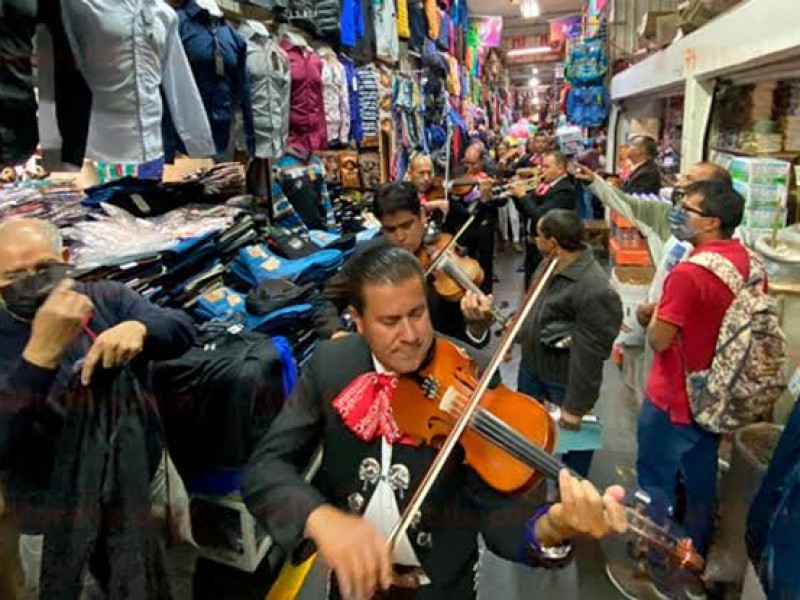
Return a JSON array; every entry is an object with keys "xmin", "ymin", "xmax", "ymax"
[
  {"xmin": 636, "ymin": 400, "xmax": 720, "ymax": 557},
  {"xmin": 517, "ymin": 365, "xmax": 593, "ymax": 478}
]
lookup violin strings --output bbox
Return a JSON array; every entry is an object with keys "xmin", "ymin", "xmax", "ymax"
[{"xmin": 424, "ymin": 387, "xmax": 682, "ymax": 552}]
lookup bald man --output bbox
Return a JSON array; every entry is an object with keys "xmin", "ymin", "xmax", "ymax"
[
  {"xmin": 407, "ymin": 153, "xmax": 473, "ymax": 237},
  {"xmin": 0, "ymin": 219, "xmax": 194, "ymax": 588}
]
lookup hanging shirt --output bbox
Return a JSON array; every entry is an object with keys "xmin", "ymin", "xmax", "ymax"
[
  {"xmin": 340, "ymin": 0, "xmax": 366, "ymax": 47},
  {"xmin": 315, "ymin": 0, "xmax": 340, "ymax": 40},
  {"xmin": 396, "ymin": 0, "xmax": 410, "ymax": 39},
  {"xmin": 282, "ymin": 33, "xmax": 328, "ymax": 153},
  {"xmin": 424, "ymin": 0, "xmax": 439, "ymax": 40},
  {"xmin": 339, "ymin": 55, "xmax": 363, "ymax": 144},
  {"xmin": 61, "ymin": 0, "xmax": 215, "ymax": 164},
  {"xmin": 374, "ymin": 0, "xmax": 400, "ymax": 63},
  {"xmin": 407, "ymin": 1, "xmax": 427, "ymax": 52},
  {"xmin": 357, "ymin": 65, "xmax": 380, "ymax": 141},
  {"xmin": 173, "ymin": 1, "xmax": 255, "ymax": 160},
  {"xmin": 235, "ymin": 21, "xmax": 290, "ymax": 160},
  {"xmin": 318, "ymin": 47, "xmax": 351, "ymax": 146}
]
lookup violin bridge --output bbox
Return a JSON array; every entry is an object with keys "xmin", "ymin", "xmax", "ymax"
[{"xmin": 439, "ymin": 386, "xmax": 460, "ymax": 415}]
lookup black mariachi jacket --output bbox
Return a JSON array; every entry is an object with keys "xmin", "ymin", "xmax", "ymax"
[{"xmin": 243, "ymin": 335, "xmax": 553, "ymax": 592}]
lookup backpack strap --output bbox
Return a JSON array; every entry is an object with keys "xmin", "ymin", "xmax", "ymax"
[{"xmin": 688, "ymin": 252, "xmax": 746, "ymax": 295}]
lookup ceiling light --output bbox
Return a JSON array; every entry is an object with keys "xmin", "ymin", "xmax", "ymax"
[
  {"xmin": 529, "ymin": 77, "xmax": 540, "ymax": 87},
  {"xmin": 507, "ymin": 46, "xmax": 551, "ymax": 57},
  {"xmin": 520, "ymin": 0, "xmax": 540, "ymax": 19},
  {"xmin": 532, "ymin": 67, "xmax": 539, "ymax": 74}
]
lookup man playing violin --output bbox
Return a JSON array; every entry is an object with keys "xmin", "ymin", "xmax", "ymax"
[
  {"xmin": 245, "ymin": 245, "xmax": 628, "ymax": 600},
  {"xmin": 458, "ymin": 143, "xmax": 500, "ymax": 294},
  {"xmin": 315, "ymin": 182, "xmax": 494, "ymax": 348}
]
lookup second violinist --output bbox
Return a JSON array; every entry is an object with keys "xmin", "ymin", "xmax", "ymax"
[{"xmin": 314, "ymin": 182, "xmax": 495, "ymax": 348}]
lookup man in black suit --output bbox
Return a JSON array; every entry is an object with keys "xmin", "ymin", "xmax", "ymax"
[
  {"xmin": 512, "ymin": 151, "xmax": 576, "ymax": 288},
  {"xmin": 314, "ymin": 182, "xmax": 493, "ymax": 348},
  {"xmin": 244, "ymin": 245, "xmax": 628, "ymax": 600},
  {"xmin": 622, "ymin": 136, "xmax": 662, "ymax": 195}
]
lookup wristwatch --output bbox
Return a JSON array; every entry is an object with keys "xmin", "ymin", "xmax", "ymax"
[{"xmin": 526, "ymin": 504, "xmax": 573, "ymax": 561}]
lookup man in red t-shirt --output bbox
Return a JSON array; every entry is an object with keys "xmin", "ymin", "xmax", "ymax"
[{"xmin": 637, "ymin": 180, "xmax": 748, "ymax": 591}]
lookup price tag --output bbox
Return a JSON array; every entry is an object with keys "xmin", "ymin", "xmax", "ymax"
[
  {"xmin": 261, "ymin": 257, "xmax": 281, "ymax": 272},
  {"xmin": 247, "ymin": 245, "xmax": 267, "ymax": 258},
  {"xmin": 203, "ymin": 288, "xmax": 225, "ymax": 302}
]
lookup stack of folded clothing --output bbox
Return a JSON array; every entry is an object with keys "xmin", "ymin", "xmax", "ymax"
[
  {"xmin": 80, "ymin": 165, "xmax": 246, "ymax": 219},
  {"xmin": 0, "ymin": 184, "xmax": 88, "ymax": 225},
  {"xmin": 217, "ymin": 214, "xmax": 259, "ymax": 261},
  {"xmin": 308, "ymin": 229, "xmax": 358, "ymax": 260},
  {"xmin": 181, "ymin": 162, "xmax": 246, "ymax": 200},
  {"xmin": 194, "ymin": 280, "xmax": 323, "ymax": 366},
  {"xmin": 229, "ymin": 244, "xmax": 344, "ymax": 287}
]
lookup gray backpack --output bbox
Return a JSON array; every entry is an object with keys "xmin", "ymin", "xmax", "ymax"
[{"xmin": 685, "ymin": 250, "xmax": 788, "ymax": 434}]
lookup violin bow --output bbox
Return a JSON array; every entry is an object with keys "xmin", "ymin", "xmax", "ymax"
[{"xmin": 387, "ymin": 258, "xmax": 560, "ymax": 557}]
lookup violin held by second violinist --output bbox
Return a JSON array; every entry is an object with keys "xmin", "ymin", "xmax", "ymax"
[{"xmin": 415, "ymin": 219, "xmax": 512, "ymax": 327}]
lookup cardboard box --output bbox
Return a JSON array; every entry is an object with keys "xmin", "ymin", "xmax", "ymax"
[
  {"xmin": 701, "ymin": 0, "xmax": 743, "ymax": 15},
  {"xmin": 733, "ymin": 180, "xmax": 789, "ymax": 207},
  {"xmin": 638, "ymin": 11, "xmax": 673, "ymax": 40},
  {"xmin": 655, "ymin": 14, "xmax": 680, "ymax": 46},
  {"xmin": 730, "ymin": 157, "xmax": 791, "ymax": 186}
]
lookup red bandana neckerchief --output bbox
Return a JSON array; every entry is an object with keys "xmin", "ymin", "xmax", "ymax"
[{"xmin": 332, "ymin": 372, "xmax": 417, "ymax": 446}]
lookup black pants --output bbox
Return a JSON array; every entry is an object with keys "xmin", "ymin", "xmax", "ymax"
[
  {"xmin": 463, "ymin": 220, "xmax": 495, "ymax": 295},
  {"xmin": 523, "ymin": 239, "xmax": 542, "ymax": 290}
]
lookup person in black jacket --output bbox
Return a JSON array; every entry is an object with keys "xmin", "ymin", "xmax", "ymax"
[
  {"xmin": 315, "ymin": 183, "xmax": 493, "ymax": 347},
  {"xmin": 622, "ymin": 136, "xmax": 662, "ymax": 195},
  {"xmin": 245, "ymin": 245, "xmax": 628, "ymax": 600},
  {"xmin": 512, "ymin": 151, "xmax": 576, "ymax": 288},
  {"xmin": 516, "ymin": 210, "xmax": 622, "ymax": 477},
  {"xmin": 0, "ymin": 219, "xmax": 195, "ymax": 589}
]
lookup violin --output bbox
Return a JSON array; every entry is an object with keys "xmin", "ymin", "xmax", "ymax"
[
  {"xmin": 416, "ymin": 221, "xmax": 484, "ymax": 303},
  {"xmin": 386, "ymin": 259, "xmax": 706, "ymax": 579},
  {"xmin": 416, "ymin": 219, "xmax": 512, "ymax": 326}
]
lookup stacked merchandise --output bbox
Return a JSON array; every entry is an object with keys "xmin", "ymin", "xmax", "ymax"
[
  {"xmin": 0, "ymin": 183, "xmax": 88, "ymax": 226},
  {"xmin": 729, "ymin": 156, "xmax": 791, "ymax": 244},
  {"xmin": 608, "ymin": 194, "xmax": 669, "ymax": 269}
]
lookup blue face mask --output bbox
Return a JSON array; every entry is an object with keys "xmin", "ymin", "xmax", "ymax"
[{"xmin": 667, "ymin": 206, "xmax": 697, "ymax": 242}]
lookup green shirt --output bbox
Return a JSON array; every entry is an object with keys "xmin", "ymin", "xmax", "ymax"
[{"xmin": 588, "ymin": 177, "xmax": 672, "ymax": 264}]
